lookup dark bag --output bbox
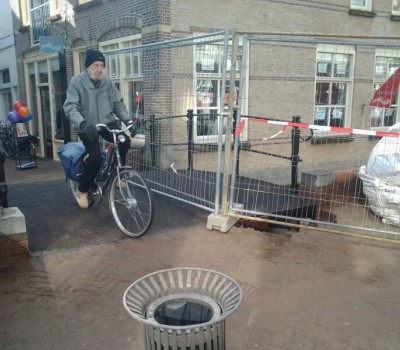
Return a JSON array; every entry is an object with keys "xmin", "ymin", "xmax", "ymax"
[{"xmin": 57, "ymin": 142, "xmax": 86, "ymax": 181}]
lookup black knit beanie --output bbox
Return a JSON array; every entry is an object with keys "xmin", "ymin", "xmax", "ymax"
[{"xmin": 85, "ymin": 49, "xmax": 105, "ymax": 68}]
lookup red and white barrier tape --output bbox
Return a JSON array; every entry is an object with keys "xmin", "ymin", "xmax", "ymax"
[{"xmin": 235, "ymin": 118, "xmax": 400, "ymax": 138}]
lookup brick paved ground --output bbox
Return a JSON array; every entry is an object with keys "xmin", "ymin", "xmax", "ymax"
[{"xmin": 1, "ymin": 158, "xmax": 400, "ymax": 350}]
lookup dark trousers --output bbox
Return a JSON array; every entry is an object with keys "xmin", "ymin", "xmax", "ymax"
[{"xmin": 78, "ymin": 127, "xmax": 131, "ymax": 192}]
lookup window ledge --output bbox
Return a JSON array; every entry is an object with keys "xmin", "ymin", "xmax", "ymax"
[
  {"xmin": 74, "ymin": 0, "xmax": 102, "ymax": 12},
  {"xmin": 49, "ymin": 13, "xmax": 62, "ymax": 22},
  {"xmin": 18, "ymin": 25, "xmax": 29, "ymax": 33},
  {"xmin": 349, "ymin": 9, "xmax": 376, "ymax": 18},
  {"xmin": 390, "ymin": 14, "xmax": 400, "ymax": 21}
]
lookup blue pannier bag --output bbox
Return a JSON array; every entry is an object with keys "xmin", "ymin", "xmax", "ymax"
[{"xmin": 57, "ymin": 142, "xmax": 86, "ymax": 181}]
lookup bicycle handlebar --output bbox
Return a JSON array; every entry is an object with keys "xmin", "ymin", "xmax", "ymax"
[{"xmin": 95, "ymin": 123, "xmax": 133, "ymax": 134}]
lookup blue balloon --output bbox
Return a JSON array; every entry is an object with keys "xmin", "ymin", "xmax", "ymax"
[
  {"xmin": 8, "ymin": 110, "xmax": 20, "ymax": 123},
  {"xmin": 22, "ymin": 114, "xmax": 33, "ymax": 122}
]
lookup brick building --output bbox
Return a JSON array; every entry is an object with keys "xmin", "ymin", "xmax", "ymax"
[{"xmin": 9, "ymin": 0, "xmax": 400, "ymax": 163}]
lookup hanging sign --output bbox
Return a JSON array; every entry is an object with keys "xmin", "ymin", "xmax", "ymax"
[{"xmin": 39, "ymin": 36, "xmax": 64, "ymax": 54}]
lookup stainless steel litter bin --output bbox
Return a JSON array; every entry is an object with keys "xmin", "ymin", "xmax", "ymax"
[{"xmin": 123, "ymin": 267, "xmax": 242, "ymax": 350}]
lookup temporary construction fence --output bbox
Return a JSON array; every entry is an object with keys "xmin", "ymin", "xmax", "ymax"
[{"xmin": 106, "ymin": 30, "xmax": 400, "ymax": 241}]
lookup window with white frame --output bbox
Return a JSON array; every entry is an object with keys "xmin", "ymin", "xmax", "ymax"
[
  {"xmin": 350, "ymin": 0, "xmax": 372, "ymax": 11},
  {"xmin": 393, "ymin": 0, "xmax": 400, "ymax": 15},
  {"xmin": 314, "ymin": 46, "xmax": 354, "ymax": 130},
  {"xmin": 72, "ymin": 47, "xmax": 87, "ymax": 75},
  {"xmin": 100, "ymin": 36, "xmax": 144, "ymax": 134},
  {"xmin": 370, "ymin": 52, "xmax": 400, "ymax": 129},
  {"xmin": 20, "ymin": 0, "xmax": 59, "ymax": 44},
  {"xmin": 194, "ymin": 41, "xmax": 242, "ymax": 142}
]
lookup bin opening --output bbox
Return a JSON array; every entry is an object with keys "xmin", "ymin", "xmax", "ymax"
[{"xmin": 153, "ymin": 300, "xmax": 214, "ymax": 326}]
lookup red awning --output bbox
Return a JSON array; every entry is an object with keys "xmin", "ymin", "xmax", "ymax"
[{"xmin": 370, "ymin": 67, "xmax": 400, "ymax": 108}]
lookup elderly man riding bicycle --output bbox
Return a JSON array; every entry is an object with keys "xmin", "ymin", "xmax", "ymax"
[{"xmin": 63, "ymin": 49, "xmax": 136, "ymax": 209}]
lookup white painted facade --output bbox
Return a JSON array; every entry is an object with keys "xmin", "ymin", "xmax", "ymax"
[{"xmin": 0, "ymin": 0, "xmax": 19, "ymax": 123}]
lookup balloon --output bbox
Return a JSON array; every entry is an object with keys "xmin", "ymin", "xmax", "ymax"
[
  {"xmin": 23, "ymin": 114, "xmax": 33, "ymax": 122},
  {"xmin": 8, "ymin": 110, "xmax": 20, "ymax": 123},
  {"xmin": 18, "ymin": 106, "xmax": 30, "ymax": 118},
  {"xmin": 13, "ymin": 100, "xmax": 25, "ymax": 112}
]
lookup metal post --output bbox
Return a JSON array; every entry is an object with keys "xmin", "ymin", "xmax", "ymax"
[
  {"xmin": 149, "ymin": 114, "xmax": 156, "ymax": 167},
  {"xmin": 214, "ymin": 30, "xmax": 230, "ymax": 216},
  {"xmin": 0, "ymin": 142, "xmax": 8, "ymax": 208},
  {"xmin": 187, "ymin": 109, "xmax": 194, "ymax": 170},
  {"xmin": 291, "ymin": 115, "xmax": 301, "ymax": 193},
  {"xmin": 221, "ymin": 30, "xmax": 239, "ymax": 216}
]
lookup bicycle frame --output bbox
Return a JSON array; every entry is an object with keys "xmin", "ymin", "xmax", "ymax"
[
  {"xmin": 95, "ymin": 123, "xmax": 132, "ymax": 195},
  {"xmin": 69, "ymin": 121, "xmax": 154, "ymax": 237}
]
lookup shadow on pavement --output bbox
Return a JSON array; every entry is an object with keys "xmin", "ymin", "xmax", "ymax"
[{"xmin": 7, "ymin": 179, "xmax": 209, "ymax": 255}]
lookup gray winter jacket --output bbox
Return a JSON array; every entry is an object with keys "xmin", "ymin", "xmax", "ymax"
[{"xmin": 63, "ymin": 70, "xmax": 130, "ymax": 131}]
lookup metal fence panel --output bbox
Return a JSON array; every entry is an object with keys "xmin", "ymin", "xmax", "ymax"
[
  {"xmin": 228, "ymin": 33, "xmax": 400, "ymax": 240},
  {"xmin": 106, "ymin": 31, "xmax": 400, "ymax": 240}
]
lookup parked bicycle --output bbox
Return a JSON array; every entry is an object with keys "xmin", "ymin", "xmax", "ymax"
[
  {"xmin": 68, "ymin": 123, "xmax": 154, "ymax": 237},
  {"xmin": 0, "ymin": 122, "xmax": 17, "ymax": 158}
]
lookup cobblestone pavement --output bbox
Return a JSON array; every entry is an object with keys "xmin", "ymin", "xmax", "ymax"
[{"xmin": 1, "ymin": 158, "xmax": 400, "ymax": 350}]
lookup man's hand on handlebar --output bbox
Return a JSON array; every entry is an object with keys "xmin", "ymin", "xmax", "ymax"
[
  {"xmin": 94, "ymin": 121, "xmax": 137, "ymax": 137},
  {"xmin": 126, "ymin": 120, "xmax": 137, "ymax": 138},
  {"xmin": 80, "ymin": 120, "xmax": 98, "ymax": 141}
]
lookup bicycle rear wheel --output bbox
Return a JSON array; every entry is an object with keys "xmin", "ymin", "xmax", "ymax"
[
  {"xmin": 109, "ymin": 168, "xmax": 154, "ymax": 237},
  {"xmin": 2, "ymin": 138, "xmax": 16, "ymax": 158}
]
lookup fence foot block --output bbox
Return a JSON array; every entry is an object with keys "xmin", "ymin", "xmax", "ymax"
[
  {"xmin": 207, "ymin": 213, "xmax": 237, "ymax": 233},
  {"xmin": 0, "ymin": 207, "xmax": 26, "ymax": 236},
  {"xmin": 301, "ymin": 170, "xmax": 335, "ymax": 187},
  {"xmin": 0, "ymin": 207, "xmax": 29, "ymax": 272}
]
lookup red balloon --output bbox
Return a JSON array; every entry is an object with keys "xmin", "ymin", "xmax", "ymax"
[
  {"xmin": 13, "ymin": 100, "xmax": 25, "ymax": 112},
  {"xmin": 18, "ymin": 106, "xmax": 30, "ymax": 118}
]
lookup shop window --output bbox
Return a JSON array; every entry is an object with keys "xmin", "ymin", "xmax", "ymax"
[
  {"xmin": 194, "ymin": 40, "xmax": 243, "ymax": 143},
  {"xmin": 314, "ymin": 47, "xmax": 353, "ymax": 130},
  {"xmin": 0, "ymin": 69, "xmax": 10, "ymax": 84},
  {"xmin": 100, "ymin": 35, "xmax": 144, "ymax": 135},
  {"xmin": 370, "ymin": 54, "xmax": 400, "ymax": 129},
  {"xmin": 1, "ymin": 90, "xmax": 12, "ymax": 121},
  {"xmin": 393, "ymin": 0, "xmax": 400, "ymax": 15},
  {"xmin": 350, "ymin": 0, "xmax": 372, "ymax": 11},
  {"xmin": 72, "ymin": 48, "xmax": 86, "ymax": 75}
]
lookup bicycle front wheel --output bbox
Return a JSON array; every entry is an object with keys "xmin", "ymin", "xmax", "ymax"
[{"xmin": 109, "ymin": 168, "xmax": 154, "ymax": 237}]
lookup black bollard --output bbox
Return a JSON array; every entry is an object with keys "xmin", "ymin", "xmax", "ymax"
[
  {"xmin": 0, "ymin": 141, "xmax": 8, "ymax": 208},
  {"xmin": 233, "ymin": 108, "xmax": 240, "ymax": 176},
  {"xmin": 290, "ymin": 115, "xmax": 301, "ymax": 194},
  {"xmin": 149, "ymin": 114, "xmax": 156, "ymax": 167}
]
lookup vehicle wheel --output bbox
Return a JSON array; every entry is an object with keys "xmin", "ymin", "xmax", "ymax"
[
  {"xmin": 109, "ymin": 168, "xmax": 154, "ymax": 237},
  {"xmin": 3, "ymin": 139, "xmax": 16, "ymax": 158},
  {"xmin": 28, "ymin": 142, "xmax": 36, "ymax": 159}
]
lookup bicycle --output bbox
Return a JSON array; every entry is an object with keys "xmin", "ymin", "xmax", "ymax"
[
  {"xmin": 68, "ymin": 123, "xmax": 154, "ymax": 237},
  {"xmin": 0, "ymin": 122, "xmax": 17, "ymax": 158}
]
